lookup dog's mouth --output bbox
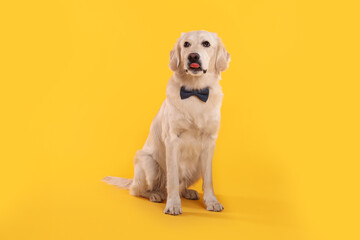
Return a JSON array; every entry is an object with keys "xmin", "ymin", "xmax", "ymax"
[{"xmin": 186, "ymin": 62, "xmax": 207, "ymax": 74}]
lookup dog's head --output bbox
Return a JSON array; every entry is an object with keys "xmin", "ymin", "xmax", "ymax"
[{"xmin": 169, "ymin": 31, "xmax": 230, "ymax": 76}]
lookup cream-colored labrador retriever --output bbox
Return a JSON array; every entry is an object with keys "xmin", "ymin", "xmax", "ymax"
[{"xmin": 103, "ymin": 30, "xmax": 230, "ymax": 215}]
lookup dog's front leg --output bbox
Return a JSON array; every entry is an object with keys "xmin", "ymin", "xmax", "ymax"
[
  {"xmin": 201, "ymin": 139, "xmax": 224, "ymax": 212},
  {"xmin": 164, "ymin": 135, "xmax": 182, "ymax": 215}
]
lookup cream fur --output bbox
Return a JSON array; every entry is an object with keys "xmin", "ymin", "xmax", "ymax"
[{"xmin": 103, "ymin": 30, "xmax": 230, "ymax": 215}]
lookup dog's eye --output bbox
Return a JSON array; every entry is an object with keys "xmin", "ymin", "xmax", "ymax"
[
  {"xmin": 202, "ymin": 41, "xmax": 211, "ymax": 47},
  {"xmin": 184, "ymin": 41, "xmax": 191, "ymax": 48}
]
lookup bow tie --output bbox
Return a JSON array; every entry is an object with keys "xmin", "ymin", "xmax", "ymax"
[{"xmin": 180, "ymin": 86, "xmax": 210, "ymax": 102}]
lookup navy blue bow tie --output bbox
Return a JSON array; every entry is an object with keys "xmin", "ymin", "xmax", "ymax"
[{"xmin": 180, "ymin": 86, "xmax": 210, "ymax": 102}]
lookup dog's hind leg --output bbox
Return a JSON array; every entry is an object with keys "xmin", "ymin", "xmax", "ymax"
[
  {"xmin": 130, "ymin": 150, "xmax": 166, "ymax": 202},
  {"xmin": 129, "ymin": 163, "xmax": 147, "ymax": 197}
]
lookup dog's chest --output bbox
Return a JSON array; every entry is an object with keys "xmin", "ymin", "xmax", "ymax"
[
  {"xmin": 175, "ymin": 98, "xmax": 220, "ymax": 137},
  {"xmin": 175, "ymin": 106, "xmax": 217, "ymax": 182}
]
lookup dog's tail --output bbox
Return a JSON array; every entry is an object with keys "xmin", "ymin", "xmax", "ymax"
[{"xmin": 102, "ymin": 176, "xmax": 133, "ymax": 190}]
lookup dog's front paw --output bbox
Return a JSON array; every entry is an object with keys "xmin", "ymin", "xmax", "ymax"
[
  {"xmin": 205, "ymin": 201, "xmax": 224, "ymax": 212},
  {"xmin": 164, "ymin": 199, "xmax": 182, "ymax": 215},
  {"xmin": 204, "ymin": 196, "xmax": 224, "ymax": 212}
]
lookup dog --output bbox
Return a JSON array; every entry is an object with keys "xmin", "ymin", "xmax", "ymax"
[{"xmin": 103, "ymin": 30, "xmax": 230, "ymax": 215}]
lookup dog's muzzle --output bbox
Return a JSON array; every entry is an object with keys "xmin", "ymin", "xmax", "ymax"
[{"xmin": 186, "ymin": 53, "xmax": 207, "ymax": 74}]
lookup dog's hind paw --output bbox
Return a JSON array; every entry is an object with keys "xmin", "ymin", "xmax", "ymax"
[
  {"xmin": 149, "ymin": 192, "xmax": 165, "ymax": 203},
  {"xmin": 181, "ymin": 189, "xmax": 200, "ymax": 200}
]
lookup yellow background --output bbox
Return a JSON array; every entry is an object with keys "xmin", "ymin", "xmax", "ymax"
[{"xmin": 1, "ymin": 0, "xmax": 359, "ymax": 239}]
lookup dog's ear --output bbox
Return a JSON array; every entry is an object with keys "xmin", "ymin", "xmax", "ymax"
[
  {"xmin": 215, "ymin": 37, "xmax": 231, "ymax": 72},
  {"xmin": 169, "ymin": 34, "xmax": 184, "ymax": 72}
]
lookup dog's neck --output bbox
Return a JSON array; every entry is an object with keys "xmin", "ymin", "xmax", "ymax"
[{"xmin": 172, "ymin": 71, "xmax": 221, "ymax": 90}]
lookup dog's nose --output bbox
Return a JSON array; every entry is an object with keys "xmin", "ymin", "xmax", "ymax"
[{"xmin": 188, "ymin": 53, "xmax": 200, "ymax": 61}]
